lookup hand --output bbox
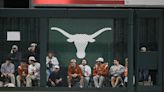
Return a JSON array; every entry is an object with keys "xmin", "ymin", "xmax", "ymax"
[
  {"xmin": 74, "ymin": 74, "xmax": 78, "ymax": 77},
  {"xmin": 72, "ymin": 74, "xmax": 77, "ymax": 77},
  {"xmin": 56, "ymin": 80, "xmax": 60, "ymax": 84},
  {"xmin": 2, "ymin": 73, "xmax": 7, "ymax": 76},
  {"xmin": 100, "ymin": 71, "xmax": 103, "ymax": 75},
  {"xmin": 8, "ymin": 73, "xmax": 13, "ymax": 76},
  {"xmin": 51, "ymin": 81, "xmax": 56, "ymax": 86},
  {"xmin": 72, "ymin": 74, "xmax": 75, "ymax": 77},
  {"xmin": 22, "ymin": 72, "xmax": 26, "ymax": 76},
  {"xmin": 49, "ymin": 61, "xmax": 52, "ymax": 64},
  {"xmin": 86, "ymin": 72, "xmax": 90, "ymax": 76},
  {"xmin": 1, "ymin": 74, "xmax": 4, "ymax": 77},
  {"xmin": 96, "ymin": 75, "xmax": 100, "ymax": 78}
]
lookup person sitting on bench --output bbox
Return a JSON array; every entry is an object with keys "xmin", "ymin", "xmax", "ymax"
[
  {"xmin": 26, "ymin": 56, "xmax": 40, "ymax": 87},
  {"xmin": 17, "ymin": 60, "xmax": 28, "ymax": 87},
  {"xmin": 67, "ymin": 59, "xmax": 84, "ymax": 88},
  {"xmin": 93, "ymin": 57, "xmax": 108, "ymax": 88},
  {"xmin": 1, "ymin": 58, "xmax": 15, "ymax": 86},
  {"xmin": 79, "ymin": 59, "xmax": 91, "ymax": 88},
  {"xmin": 47, "ymin": 65, "xmax": 63, "ymax": 87},
  {"xmin": 110, "ymin": 59, "xmax": 125, "ymax": 88}
]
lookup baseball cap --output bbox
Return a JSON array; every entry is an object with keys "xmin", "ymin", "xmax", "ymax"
[
  {"xmin": 28, "ymin": 56, "xmax": 36, "ymax": 61},
  {"xmin": 12, "ymin": 45, "xmax": 18, "ymax": 49},
  {"xmin": 96, "ymin": 57, "xmax": 104, "ymax": 62},
  {"xmin": 54, "ymin": 65, "xmax": 60, "ymax": 69},
  {"xmin": 30, "ymin": 43, "xmax": 37, "ymax": 47}
]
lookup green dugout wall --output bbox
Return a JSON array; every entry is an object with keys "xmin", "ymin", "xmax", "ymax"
[
  {"xmin": 0, "ymin": 8, "xmax": 163, "ymax": 92},
  {"xmin": 49, "ymin": 18, "xmax": 114, "ymax": 67}
]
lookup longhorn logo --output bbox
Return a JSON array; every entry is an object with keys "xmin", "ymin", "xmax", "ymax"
[{"xmin": 51, "ymin": 27, "xmax": 112, "ymax": 59}]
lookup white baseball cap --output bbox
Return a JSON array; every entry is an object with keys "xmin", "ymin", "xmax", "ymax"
[
  {"xmin": 12, "ymin": 45, "xmax": 18, "ymax": 49},
  {"xmin": 54, "ymin": 65, "xmax": 60, "ymax": 69},
  {"xmin": 28, "ymin": 56, "xmax": 36, "ymax": 61},
  {"xmin": 96, "ymin": 57, "xmax": 104, "ymax": 62},
  {"xmin": 30, "ymin": 43, "xmax": 37, "ymax": 47}
]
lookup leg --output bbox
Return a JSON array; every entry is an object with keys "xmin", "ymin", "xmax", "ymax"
[
  {"xmin": 79, "ymin": 76, "xmax": 84, "ymax": 88},
  {"xmin": 26, "ymin": 75, "xmax": 35, "ymax": 87},
  {"xmin": 47, "ymin": 81, "xmax": 53, "ymax": 87},
  {"xmin": 56, "ymin": 81, "xmax": 63, "ymax": 87},
  {"xmin": 114, "ymin": 76, "xmax": 121, "ymax": 87},
  {"xmin": 16, "ymin": 75, "xmax": 21, "ymax": 87},
  {"xmin": 46, "ymin": 69, "xmax": 50, "ymax": 81},
  {"xmin": 99, "ymin": 76, "xmax": 105, "ymax": 88},
  {"xmin": 93, "ymin": 76, "xmax": 99, "ymax": 88},
  {"xmin": 84, "ymin": 77, "xmax": 90, "ymax": 87},
  {"xmin": 124, "ymin": 76, "xmax": 128, "ymax": 87},
  {"xmin": 0, "ymin": 81, "xmax": 3, "ymax": 87},
  {"xmin": 8, "ymin": 74, "xmax": 15, "ymax": 85},
  {"xmin": 111, "ymin": 76, "xmax": 116, "ymax": 88},
  {"xmin": 67, "ymin": 76, "xmax": 72, "ymax": 88}
]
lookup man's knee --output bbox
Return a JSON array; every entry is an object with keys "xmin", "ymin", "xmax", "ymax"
[
  {"xmin": 85, "ymin": 77, "xmax": 90, "ymax": 82},
  {"xmin": 67, "ymin": 76, "xmax": 71, "ymax": 80},
  {"xmin": 93, "ymin": 76, "xmax": 98, "ymax": 80},
  {"xmin": 0, "ymin": 81, "xmax": 3, "ymax": 87},
  {"xmin": 100, "ymin": 76, "xmax": 105, "ymax": 80},
  {"xmin": 111, "ymin": 76, "xmax": 116, "ymax": 80},
  {"xmin": 16, "ymin": 76, "xmax": 20, "ymax": 80},
  {"xmin": 17, "ymin": 75, "xmax": 20, "ymax": 78},
  {"xmin": 8, "ymin": 74, "xmax": 15, "ymax": 77},
  {"xmin": 116, "ymin": 76, "xmax": 121, "ymax": 80},
  {"xmin": 80, "ymin": 76, "xmax": 84, "ymax": 80},
  {"xmin": 26, "ymin": 75, "xmax": 31, "ymax": 81}
]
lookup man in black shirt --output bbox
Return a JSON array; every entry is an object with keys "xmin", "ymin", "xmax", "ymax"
[
  {"xmin": 8, "ymin": 45, "xmax": 22, "ymax": 69},
  {"xmin": 47, "ymin": 65, "xmax": 63, "ymax": 87}
]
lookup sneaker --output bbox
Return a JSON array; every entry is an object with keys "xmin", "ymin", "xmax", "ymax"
[
  {"xmin": 68, "ymin": 85, "xmax": 71, "ymax": 88},
  {"xmin": 80, "ymin": 85, "xmax": 83, "ymax": 88}
]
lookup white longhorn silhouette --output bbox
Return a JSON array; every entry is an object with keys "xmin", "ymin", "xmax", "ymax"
[{"xmin": 51, "ymin": 27, "xmax": 112, "ymax": 59}]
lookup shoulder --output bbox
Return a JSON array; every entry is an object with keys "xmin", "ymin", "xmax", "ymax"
[
  {"xmin": 77, "ymin": 65, "xmax": 80, "ymax": 68},
  {"xmin": 119, "ymin": 64, "xmax": 124, "ymax": 68},
  {"xmin": 86, "ymin": 65, "xmax": 91, "ymax": 68},
  {"xmin": 93, "ymin": 64, "xmax": 98, "ymax": 68},
  {"xmin": 1, "ymin": 63, "xmax": 5, "ymax": 66},
  {"xmin": 28, "ymin": 64, "xmax": 32, "ymax": 68},
  {"xmin": 79, "ymin": 64, "xmax": 83, "ymax": 68},
  {"xmin": 110, "ymin": 65, "xmax": 114, "ymax": 69},
  {"xmin": 18, "ymin": 65, "xmax": 21, "ymax": 69},
  {"xmin": 52, "ymin": 57, "xmax": 58, "ymax": 60},
  {"xmin": 35, "ymin": 62, "xmax": 40, "ymax": 65},
  {"xmin": 11, "ymin": 63, "xmax": 15, "ymax": 66},
  {"xmin": 68, "ymin": 65, "xmax": 72, "ymax": 70},
  {"xmin": 49, "ymin": 72, "xmax": 54, "ymax": 76},
  {"xmin": 46, "ymin": 56, "xmax": 49, "ymax": 59}
]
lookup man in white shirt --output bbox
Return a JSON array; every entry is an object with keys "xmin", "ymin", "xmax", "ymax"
[
  {"xmin": 79, "ymin": 59, "xmax": 91, "ymax": 87},
  {"xmin": 26, "ymin": 56, "xmax": 40, "ymax": 87},
  {"xmin": 46, "ymin": 52, "xmax": 59, "ymax": 80},
  {"xmin": 110, "ymin": 59, "xmax": 125, "ymax": 88}
]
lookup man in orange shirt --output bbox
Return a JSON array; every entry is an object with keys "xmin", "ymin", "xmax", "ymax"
[
  {"xmin": 16, "ymin": 60, "xmax": 28, "ymax": 87},
  {"xmin": 67, "ymin": 59, "xmax": 84, "ymax": 88},
  {"xmin": 93, "ymin": 57, "xmax": 108, "ymax": 88}
]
